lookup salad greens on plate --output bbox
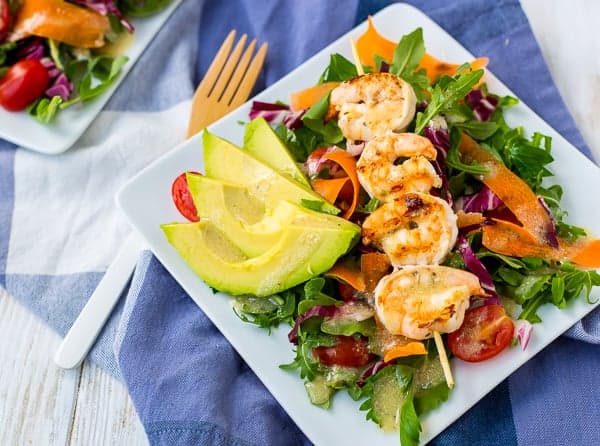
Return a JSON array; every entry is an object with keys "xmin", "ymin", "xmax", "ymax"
[
  {"xmin": 161, "ymin": 17, "xmax": 600, "ymax": 446},
  {"xmin": 0, "ymin": 0, "xmax": 172, "ymax": 122}
]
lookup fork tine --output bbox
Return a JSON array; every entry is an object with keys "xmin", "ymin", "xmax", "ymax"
[
  {"xmin": 221, "ymin": 38, "xmax": 257, "ymax": 105},
  {"xmin": 210, "ymin": 34, "xmax": 248, "ymax": 101},
  {"xmin": 192, "ymin": 30, "xmax": 236, "ymax": 100},
  {"xmin": 230, "ymin": 42, "xmax": 268, "ymax": 108}
]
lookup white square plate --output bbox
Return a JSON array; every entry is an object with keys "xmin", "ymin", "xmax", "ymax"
[
  {"xmin": 0, "ymin": 0, "xmax": 182, "ymax": 154},
  {"xmin": 117, "ymin": 4, "xmax": 600, "ymax": 444}
]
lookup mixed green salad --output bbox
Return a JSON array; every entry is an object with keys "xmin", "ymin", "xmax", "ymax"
[
  {"xmin": 0, "ymin": 0, "xmax": 172, "ymax": 122},
  {"xmin": 164, "ymin": 19, "xmax": 600, "ymax": 446}
]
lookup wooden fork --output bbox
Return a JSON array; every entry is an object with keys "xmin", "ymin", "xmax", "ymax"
[
  {"xmin": 186, "ymin": 30, "xmax": 268, "ymax": 137},
  {"xmin": 54, "ymin": 32, "xmax": 267, "ymax": 370}
]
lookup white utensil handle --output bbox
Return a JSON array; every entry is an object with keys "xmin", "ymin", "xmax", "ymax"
[{"xmin": 54, "ymin": 233, "xmax": 146, "ymax": 369}]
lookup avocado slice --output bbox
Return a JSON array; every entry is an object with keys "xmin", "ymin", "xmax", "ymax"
[
  {"xmin": 243, "ymin": 117, "xmax": 310, "ymax": 188},
  {"xmin": 186, "ymin": 174, "xmax": 360, "ymax": 257},
  {"xmin": 161, "ymin": 220, "xmax": 359, "ymax": 297},
  {"xmin": 202, "ymin": 130, "xmax": 338, "ymax": 215}
]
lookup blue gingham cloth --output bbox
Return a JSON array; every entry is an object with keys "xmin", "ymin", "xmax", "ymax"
[{"xmin": 1, "ymin": 1, "xmax": 599, "ymax": 445}]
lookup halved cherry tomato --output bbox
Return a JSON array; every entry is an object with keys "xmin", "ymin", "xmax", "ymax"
[
  {"xmin": 0, "ymin": 0, "xmax": 10, "ymax": 37},
  {"xmin": 313, "ymin": 336, "xmax": 373, "ymax": 367},
  {"xmin": 171, "ymin": 172, "xmax": 199, "ymax": 222},
  {"xmin": 0, "ymin": 59, "xmax": 49, "ymax": 111},
  {"xmin": 447, "ymin": 304, "xmax": 515, "ymax": 363}
]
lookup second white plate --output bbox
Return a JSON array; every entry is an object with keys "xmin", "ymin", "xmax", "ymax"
[{"xmin": 0, "ymin": 0, "xmax": 182, "ymax": 154}]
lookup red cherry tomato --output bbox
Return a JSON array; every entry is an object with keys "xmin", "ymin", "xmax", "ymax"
[
  {"xmin": 0, "ymin": 59, "xmax": 49, "ymax": 111},
  {"xmin": 313, "ymin": 336, "xmax": 373, "ymax": 367},
  {"xmin": 447, "ymin": 304, "xmax": 515, "ymax": 362},
  {"xmin": 171, "ymin": 172, "xmax": 200, "ymax": 222},
  {"xmin": 0, "ymin": 0, "xmax": 10, "ymax": 37}
]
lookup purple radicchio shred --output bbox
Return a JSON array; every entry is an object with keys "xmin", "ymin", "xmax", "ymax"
[
  {"xmin": 455, "ymin": 185, "xmax": 503, "ymax": 214},
  {"xmin": 466, "ymin": 89, "xmax": 499, "ymax": 122},
  {"xmin": 249, "ymin": 101, "xmax": 305, "ymax": 129},
  {"xmin": 39, "ymin": 58, "xmax": 73, "ymax": 100},
  {"xmin": 287, "ymin": 305, "xmax": 337, "ymax": 344},
  {"xmin": 16, "ymin": 38, "xmax": 45, "ymax": 60},
  {"xmin": 40, "ymin": 57, "xmax": 61, "ymax": 79},
  {"xmin": 456, "ymin": 234, "xmax": 501, "ymax": 305},
  {"xmin": 302, "ymin": 146, "xmax": 344, "ymax": 179},
  {"xmin": 416, "ymin": 100, "xmax": 428, "ymax": 112},
  {"xmin": 346, "ymin": 140, "xmax": 365, "ymax": 156},
  {"xmin": 46, "ymin": 73, "xmax": 73, "ymax": 101},
  {"xmin": 515, "ymin": 319, "xmax": 533, "ymax": 350},
  {"xmin": 423, "ymin": 124, "xmax": 452, "ymax": 204},
  {"xmin": 71, "ymin": 0, "xmax": 135, "ymax": 33},
  {"xmin": 356, "ymin": 360, "xmax": 393, "ymax": 388},
  {"xmin": 537, "ymin": 196, "xmax": 560, "ymax": 248},
  {"xmin": 378, "ymin": 62, "xmax": 390, "ymax": 73}
]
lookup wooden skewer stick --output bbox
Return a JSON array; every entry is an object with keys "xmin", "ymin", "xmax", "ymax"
[
  {"xmin": 433, "ymin": 331, "xmax": 454, "ymax": 389},
  {"xmin": 349, "ymin": 37, "xmax": 365, "ymax": 76}
]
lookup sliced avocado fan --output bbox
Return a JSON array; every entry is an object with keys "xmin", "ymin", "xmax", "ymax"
[{"xmin": 161, "ymin": 220, "xmax": 359, "ymax": 297}]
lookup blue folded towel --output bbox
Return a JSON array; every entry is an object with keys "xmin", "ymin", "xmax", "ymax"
[{"xmin": 1, "ymin": 1, "xmax": 598, "ymax": 445}]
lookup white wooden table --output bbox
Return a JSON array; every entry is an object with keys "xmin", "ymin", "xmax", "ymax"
[{"xmin": 1, "ymin": 1, "xmax": 599, "ymax": 444}]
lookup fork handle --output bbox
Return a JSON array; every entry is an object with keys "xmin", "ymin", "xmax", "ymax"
[{"xmin": 54, "ymin": 233, "xmax": 146, "ymax": 369}]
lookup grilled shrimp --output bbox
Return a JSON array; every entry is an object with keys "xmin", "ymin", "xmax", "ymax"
[
  {"xmin": 362, "ymin": 192, "xmax": 458, "ymax": 266},
  {"xmin": 374, "ymin": 265, "xmax": 484, "ymax": 339},
  {"xmin": 329, "ymin": 73, "xmax": 417, "ymax": 142},
  {"xmin": 357, "ymin": 133, "xmax": 441, "ymax": 201}
]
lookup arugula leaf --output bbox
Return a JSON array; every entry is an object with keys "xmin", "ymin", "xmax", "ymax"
[
  {"xmin": 536, "ymin": 184, "xmax": 587, "ymax": 241},
  {"xmin": 318, "ymin": 53, "xmax": 358, "ymax": 83},
  {"xmin": 357, "ymin": 197, "xmax": 380, "ymax": 213},
  {"xmin": 304, "ymin": 277, "xmax": 328, "ymax": 299},
  {"xmin": 388, "ymin": 28, "xmax": 429, "ymax": 99},
  {"xmin": 232, "ymin": 291, "xmax": 297, "ymax": 333},
  {"xmin": 514, "ymin": 274, "xmax": 552, "ymax": 304},
  {"xmin": 415, "ymin": 68, "xmax": 484, "ymax": 134},
  {"xmin": 400, "ymin": 393, "xmax": 421, "ymax": 446},
  {"xmin": 274, "ymin": 124, "xmax": 318, "ymax": 162},
  {"xmin": 62, "ymin": 55, "xmax": 129, "ymax": 107},
  {"xmin": 301, "ymin": 92, "xmax": 344, "ymax": 145},
  {"xmin": 28, "ymin": 96, "xmax": 63, "ymax": 124},
  {"xmin": 304, "ymin": 374, "xmax": 334, "ymax": 408},
  {"xmin": 446, "ymin": 127, "xmax": 489, "ymax": 175},
  {"xmin": 453, "ymin": 120, "xmax": 499, "ymax": 140},
  {"xmin": 280, "ymin": 332, "xmax": 336, "ymax": 380},
  {"xmin": 485, "ymin": 251, "xmax": 600, "ymax": 322},
  {"xmin": 414, "ymin": 381, "xmax": 450, "ymax": 414},
  {"xmin": 478, "ymin": 250, "xmax": 527, "ymax": 269},
  {"xmin": 321, "ymin": 317, "xmax": 376, "ymax": 337},
  {"xmin": 390, "ymin": 28, "xmax": 425, "ymax": 77},
  {"xmin": 300, "ymin": 198, "xmax": 338, "ymax": 214}
]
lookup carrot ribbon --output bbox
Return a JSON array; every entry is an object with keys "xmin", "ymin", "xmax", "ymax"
[
  {"xmin": 458, "ymin": 134, "xmax": 600, "ymax": 268},
  {"xmin": 355, "ymin": 16, "xmax": 488, "ymax": 81},
  {"xmin": 310, "ymin": 148, "xmax": 360, "ymax": 219}
]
